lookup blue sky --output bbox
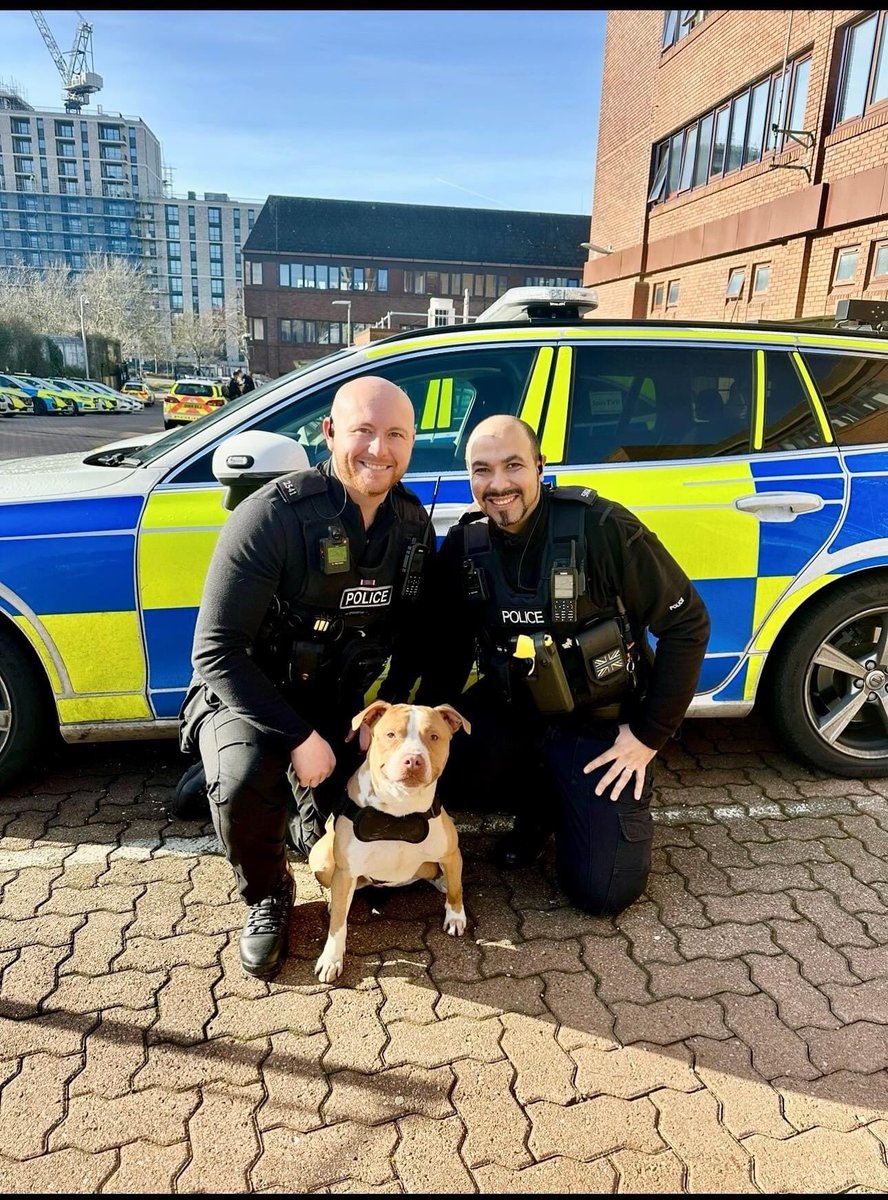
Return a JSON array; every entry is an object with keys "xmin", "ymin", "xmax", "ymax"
[{"xmin": 3, "ymin": 9, "xmax": 605, "ymax": 214}]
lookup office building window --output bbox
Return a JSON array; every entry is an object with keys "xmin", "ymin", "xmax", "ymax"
[
  {"xmin": 208, "ymin": 207, "xmax": 221, "ymax": 224},
  {"xmin": 11, "ymin": 118, "xmax": 30, "ymax": 135},
  {"xmin": 661, "ymin": 10, "xmax": 710, "ymax": 49},
  {"xmin": 57, "ymin": 161, "xmax": 77, "ymax": 179},
  {"xmin": 833, "ymin": 246, "xmax": 859, "ymax": 286},
  {"xmin": 98, "ymin": 124, "xmax": 123, "ymax": 141},
  {"xmin": 870, "ymin": 241, "xmax": 888, "ymax": 282},
  {"xmin": 725, "ymin": 268, "xmax": 746, "ymax": 298},
  {"xmin": 524, "ymin": 275, "xmax": 581, "ymax": 287},
  {"xmin": 649, "ymin": 54, "xmax": 811, "ymax": 203},
  {"xmin": 835, "ymin": 13, "xmax": 888, "ymax": 126},
  {"xmin": 56, "ymin": 141, "xmax": 76, "ymax": 159},
  {"xmin": 752, "ymin": 263, "xmax": 771, "ymax": 294},
  {"xmin": 652, "ymin": 282, "xmax": 666, "ymax": 311},
  {"xmin": 12, "ymin": 138, "xmax": 31, "ymax": 155},
  {"xmin": 165, "ymin": 204, "xmax": 179, "ymax": 221},
  {"xmin": 59, "ymin": 180, "xmax": 79, "ymax": 195},
  {"xmin": 248, "ymin": 317, "xmax": 265, "ymax": 340},
  {"xmin": 249, "ymin": 260, "xmax": 263, "ymax": 285},
  {"xmin": 208, "ymin": 224, "xmax": 222, "ymax": 242},
  {"xmin": 667, "ymin": 279, "xmax": 680, "ymax": 307}
]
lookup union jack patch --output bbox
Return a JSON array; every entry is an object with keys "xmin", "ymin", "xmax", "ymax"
[{"xmin": 592, "ymin": 649, "xmax": 625, "ymax": 679}]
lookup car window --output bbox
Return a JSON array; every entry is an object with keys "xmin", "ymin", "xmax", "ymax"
[
  {"xmin": 801, "ymin": 351, "xmax": 888, "ymax": 446},
  {"xmin": 174, "ymin": 382, "xmax": 217, "ymax": 398},
  {"xmin": 169, "ymin": 345, "xmax": 539, "ymax": 486},
  {"xmin": 565, "ymin": 344, "xmax": 753, "ymax": 464},
  {"xmin": 761, "ymin": 351, "xmax": 826, "ymax": 452}
]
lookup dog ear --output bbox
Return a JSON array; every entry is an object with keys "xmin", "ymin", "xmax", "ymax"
[
  {"xmin": 350, "ymin": 699, "xmax": 391, "ymax": 732},
  {"xmin": 433, "ymin": 704, "xmax": 471, "ymax": 736}
]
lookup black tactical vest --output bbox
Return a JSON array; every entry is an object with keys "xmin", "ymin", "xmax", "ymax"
[
  {"xmin": 275, "ymin": 468, "xmax": 428, "ymax": 631},
  {"xmin": 458, "ymin": 487, "xmax": 636, "ymax": 710}
]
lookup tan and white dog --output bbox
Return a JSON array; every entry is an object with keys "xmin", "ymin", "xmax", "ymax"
[{"xmin": 309, "ymin": 700, "xmax": 470, "ymax": 984}]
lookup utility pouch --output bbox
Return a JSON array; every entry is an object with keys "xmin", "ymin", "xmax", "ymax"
[
  {"xmin": 288, "ymin": 639, "xmax": 326, "ymax": 687},
  {"xmin": 513, "ymin": 632, "xmax": 575, "ymax": 714},
  {"xmin": 576, "ymin": 617, "xmax": 634, "ymax": 703}
]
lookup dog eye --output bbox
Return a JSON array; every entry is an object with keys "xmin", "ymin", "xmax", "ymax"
[
  {"xmin": 430, "ymin": 733, "xmax": 439, "ymax": 741},
  {"xmin": 386, "ymin": 730, "xmax": 396, "ymax": 739}
]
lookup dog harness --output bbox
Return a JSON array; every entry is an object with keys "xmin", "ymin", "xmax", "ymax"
[{"xmin": 337, "ymin": 793, "xmax": 443, "ymax": 844}]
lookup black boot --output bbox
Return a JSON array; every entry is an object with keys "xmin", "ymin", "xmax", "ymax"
[
  {"xmin": 239, "ymin": 875, "xmax": 293, "ymax": 979},
  {"xmin": 491, "ymin": 815, "xmax": 553, "ymax": 870},
  {"xmin": 168, "ymin": 760, "xmax": 210, "ymax": 820}
]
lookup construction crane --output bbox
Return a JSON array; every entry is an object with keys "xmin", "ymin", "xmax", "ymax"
[{"xmin": 30, "ymin": 10, "xmax": 103, "ymax": 113}]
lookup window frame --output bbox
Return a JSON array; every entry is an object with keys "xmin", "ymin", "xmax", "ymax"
[
  {"xmin": 869, "ymin": 240, "xmax": 888, "ymax": 283},
  {"xmin": 752, "ymin": 262, "xmax": 771, "ymax": 295},
  {"xmin": 834, "ymin": 12, "xmax": 888, "ymax": 128},
  {"xmin": 832, "ymin": 246, "xmax": 860, "ymax": 288},
  {"xmin": 725, "ymin": 268, "xmax": 746, "ymax": 299},
  {"xmin": 666, "ymin": 279, "xmax": 680, "ymax": 308}
]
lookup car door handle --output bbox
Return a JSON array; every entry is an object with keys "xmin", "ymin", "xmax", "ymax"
[{"xmin": 734, "ymin": 491, "xmax": 825, "ymax": 522}]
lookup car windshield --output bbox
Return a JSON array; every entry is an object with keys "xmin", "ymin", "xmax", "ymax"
[{"xmin": 125, "ymin": 348, "xmax": 355, "ymax": 466}]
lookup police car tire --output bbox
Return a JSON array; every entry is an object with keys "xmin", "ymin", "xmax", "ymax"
[
  {"xmin": 0, "ymin": 630, "xmax": 52, "ymax": 791},
  {"xmin": 770, "ymin": 576, "xmax": 888, "ymax": 778}
]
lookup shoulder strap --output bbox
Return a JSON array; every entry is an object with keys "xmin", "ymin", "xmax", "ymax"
[{"xmin": 275, "ymin": 468, "xmax": 328, "ymax": 505}]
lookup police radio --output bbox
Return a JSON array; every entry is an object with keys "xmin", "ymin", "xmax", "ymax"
[
  {"xmin": 551, "ymin": 541, "xmax": 582, "ymax": 625},
  {"xmin": 320, "ymin": 523, "xmax": 350, "ymax": 575},
  {"xmin": 401, "ymin": 540, "xmax": 427, "ymax": 600}
]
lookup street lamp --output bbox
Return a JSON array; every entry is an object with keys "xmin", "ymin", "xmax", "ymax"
[
  {"xmin": 332, "ymin": 299, "xmax": 352, "ymax": 346},
  {"xmin": 78, "ymin": 295, "xmax": 90, "ymax": 378}
]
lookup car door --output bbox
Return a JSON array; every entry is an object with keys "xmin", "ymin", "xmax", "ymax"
[{"xmin": 541, "ymin": 335, "xmax": 846, "ymax": 704}]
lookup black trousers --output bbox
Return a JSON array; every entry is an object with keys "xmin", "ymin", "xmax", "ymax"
[
  {"xmin": 198, "ymin": 707, "xmax": 359, "ymax": 904},
  {"xmin": 438, "ymin": 678, "xmax": 654, "ymax": 916}
]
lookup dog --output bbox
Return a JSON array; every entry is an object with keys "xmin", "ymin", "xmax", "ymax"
[{"xmin": 309, "ymin": 699, "xmax": 470, "ymax": 984}]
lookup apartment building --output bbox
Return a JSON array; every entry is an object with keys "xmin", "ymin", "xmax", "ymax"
[
  {"xmin": 242, "ymin": 195, "xmax": 589, "ymax": 376},
  {"xmin": 585, "ymin": 10, "xmax": 888, "ymax": 326},
  {"xmin": 0, "ymin": 84, "xmax": 257, "ymax": 365}
]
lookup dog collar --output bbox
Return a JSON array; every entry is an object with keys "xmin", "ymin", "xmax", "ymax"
[{"xmin": 338, "ymin": 793, "xmax": 443, "ymax": 844}]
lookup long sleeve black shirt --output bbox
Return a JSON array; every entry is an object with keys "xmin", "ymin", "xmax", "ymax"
[
  {"xmin": 418, "ymin": 488, "xmax": 710, "ymax": 752},
  {"xmin": 189, "ymin": 460, "xmax": 433, "ymax": 747}
]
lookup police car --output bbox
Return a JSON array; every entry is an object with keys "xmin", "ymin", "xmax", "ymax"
[{"xmin": 1, "ymin": 286, "xmax": 888, "ymax": 789}]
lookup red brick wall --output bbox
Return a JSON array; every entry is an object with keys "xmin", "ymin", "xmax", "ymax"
[{"xmin": 588, "ymin": 8, "xmax": 888, "ymax": 322}]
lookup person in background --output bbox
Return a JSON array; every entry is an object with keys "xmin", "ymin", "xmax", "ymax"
[{"xmin": 240, "ymin": 369, "xmax": 256, "ymax": 394}]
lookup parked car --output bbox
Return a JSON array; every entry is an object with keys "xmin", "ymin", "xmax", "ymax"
[
  {"xmin": 1, "ymin": 286, "xmax": 888, "ymax": 790},
  {"xmin": 73, "ymin": 380, "xmax": 126, "ymax": 412},
  {"xmin": 47, "ymin": 378, "xmax": 105, "ymax": 415},
  {"xmin": 0, "ymin": 372, "xmax": 38, "ymax": 413},
  {"xmin": 162, "ymin": 378, "xmax": 228, "ymax": 428},
  {"xmin": 121, "ymin": 379, "xmax": 155, "ymax": 406},
  {"xmin": 9, "ymin": 374, "xmax": 74, "ymax": 415},
  {"xmin": 0, "ymin": 392, "xmax": 16, "ymax": 417}
]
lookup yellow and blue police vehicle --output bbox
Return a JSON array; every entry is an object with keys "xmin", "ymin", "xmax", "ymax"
[{"xmin": 1, "ymin": 286, "xmax": 888, "ymax": 789}]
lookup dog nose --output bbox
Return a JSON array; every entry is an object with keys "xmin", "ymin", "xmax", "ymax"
[{"xmin": 401, "ymin": 753, "xmax": 424, "ymax": 771}]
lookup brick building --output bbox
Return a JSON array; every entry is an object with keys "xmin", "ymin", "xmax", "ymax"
[
  {"xmin": 242, "ymin": 195, "xmax": 588, "ymax": 376},
  {"xmin": 585, "ymin": 9, "xmax": 888, "ymax": 326}
]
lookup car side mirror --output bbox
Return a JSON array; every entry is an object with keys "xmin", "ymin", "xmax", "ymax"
[{"xmin": 212, "ymin": 431, "xmax": 310, "ymax": 511}]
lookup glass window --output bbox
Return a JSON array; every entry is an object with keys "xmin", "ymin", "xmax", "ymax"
[
  {"xmin": 752, "ymin": 263, "xmax": 771, "ymax": 294},
  {"xmin": 652, "ymin": 282, "xmax": 666, "ymax": 310},
  {"xmin": 744, "ymin": 78, "xmax": 771, "ymax": 165},
  {"xmin": 667, "ymin": 131, "xmax": 684, "ymax": 195},
  {"xmin": 833, "ymin": 247, "xmax": 859, "ymax": 286},
  {"xmin": 787, "ymin": 57, "xmax": 811, "ymax": 137},
  {"xmin": 252, "ymin": 345, "xmax": 539, "ymax": 476},
  {"xmin": 874, "ymin": 19, "xmax": 888, "ymax": 105},
  {"xmin": 768, "ymin": 66, "xmax": 791, "ymax": 151},
  {"xmin": 761, "ymin": 351, "xmax": 824, "ymax": 452},
  {"xmin": 648, "ymin": 144, "xmax": 668, "ymax": 203},
  {"xmin": 250, "ymin": 261, "xmax": 263, "ymax": 286},
  {"xmin": 667, "ymin": 279, "xmax": 680, "ymax": 307},
  {"xmin": 679, "ymin": 123, "xmax": 699, "ymax": 192},
  {"xmin": 726, "ymin": 268, "xmax": 745, "ymax": 298},
  {"xmin": 804, "ymin": 352, "xmax": 888, "ymax": 446},
  {"xmin": 248, "ymin": 317, "xmax": 265, "ymax": 340},
  {"xmin": 871, "ymin": 243, "xmax": 888, "ymax": 281},
  {"xmin": 565, "ymin": 344, "xmax": 752, "ymax": 465},
  {"xmin": 711, "ymin": 106, "xmax": 730, "ymax": 176},
  {"xmin": 725, "ymin": 91, "xmax": 749, "ymax": 173},
  {"xmin": 836, "ymin": 14, "xmax": 879, "ymax": 124},
  {"xmin": 693, "ymin": 113, "xmax": 714, "ymax": 187}
]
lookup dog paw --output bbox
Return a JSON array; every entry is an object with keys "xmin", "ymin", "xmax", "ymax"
[
  {"xmin": 443, "ymin": 905, "xmax": 466, "ymax": 936},
  {"xmin": 314, "ymin": 954, "xmax": 344, "ymax": 983}
]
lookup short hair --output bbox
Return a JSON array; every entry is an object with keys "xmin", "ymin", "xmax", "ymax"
[{"xmin": 517, "ymin": 418, "xmax": 542, "ymax": 462}]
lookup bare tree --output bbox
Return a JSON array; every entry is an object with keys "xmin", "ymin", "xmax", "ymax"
[{"xmin": 169, "ymin": 308, "xmax": 227, "ymax": 372}]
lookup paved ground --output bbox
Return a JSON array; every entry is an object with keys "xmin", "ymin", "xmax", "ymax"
[
  {"xmin": 0, "ymin": 407, "xmax": 163, "ymax": 461},
  {"xmin": 1, "ymin": 714, "xmax": 887, "ymax": 1193}
]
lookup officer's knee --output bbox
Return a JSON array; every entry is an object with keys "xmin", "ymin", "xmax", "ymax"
[
  {"xmin": 559, "ymin": 866, "xmax": 649, "ymax": 918},
  {"xmin": 210, "ymin": 751, "xmax": 289, "ymax": 819}
]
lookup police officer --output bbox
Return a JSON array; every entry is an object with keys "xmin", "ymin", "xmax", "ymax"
[
  {"xmin": 180, "ymin": 376, "xmax": 432, "ymax": 979},
  {"xmin": 417, "ymin": 415, "xmax": 710, "ymax": 916}
]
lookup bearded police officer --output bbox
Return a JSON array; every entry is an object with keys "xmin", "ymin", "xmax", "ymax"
[
  {"xmin": 417, "ymin": 415, "xmax": 709, "ymax": 916},
  {"xmin": 180, "ymin": 376, "xmax": 432, "ymax": 979}
]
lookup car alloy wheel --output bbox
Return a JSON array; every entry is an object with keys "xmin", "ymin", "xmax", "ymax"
[{"xmin": 771, "ymin": 578, "xmax": 888, "ymax": 776}]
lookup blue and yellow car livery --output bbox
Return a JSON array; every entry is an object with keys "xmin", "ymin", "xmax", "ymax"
[{"xmin": 1, "ymin": 310, "xmax": 887, "ymax": 789}]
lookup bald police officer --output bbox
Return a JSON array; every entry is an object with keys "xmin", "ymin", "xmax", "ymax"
[
  {"xmin": 180, "ymin": 377, "xmax": 433, "ymax": 979},
  {"xmin": 418, "ymin": 415, "xmax": 709, "ymax": 916}
]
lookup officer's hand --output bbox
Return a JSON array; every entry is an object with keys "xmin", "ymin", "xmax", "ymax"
[
  {"xmin": 290, "ymin": 732, "xmax": 336, "ymax": 790},
  {"xmin": 582, "ymin": 723, "xmax": 656, "ymax": 802}
]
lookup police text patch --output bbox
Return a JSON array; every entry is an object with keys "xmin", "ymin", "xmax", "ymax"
[{"xmin": 341, "ymin": 585, "xmax": 393, "ymax": 610}]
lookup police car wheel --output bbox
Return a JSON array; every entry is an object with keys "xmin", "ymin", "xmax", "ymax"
[
  {"xmin": 0, "ymin": 629, "xmax": 53, "ymax": 791},
  {"xmin": 770, "ymin": 576, "xmax": 888, "ymax": 777}
]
